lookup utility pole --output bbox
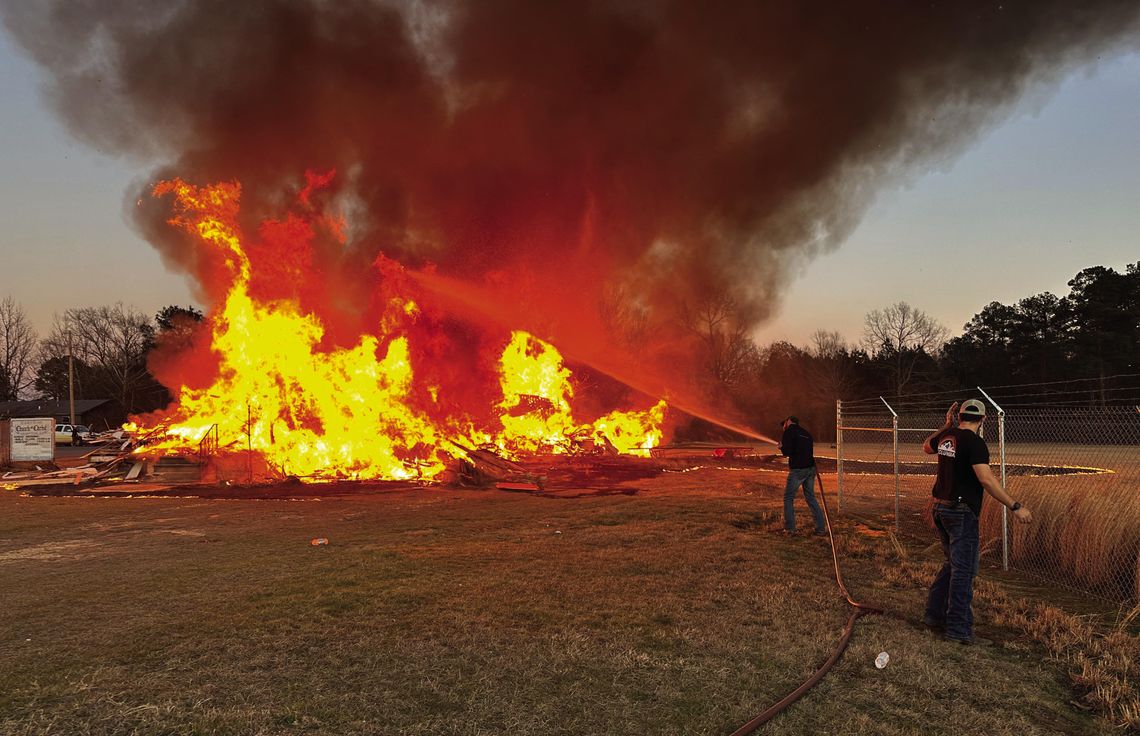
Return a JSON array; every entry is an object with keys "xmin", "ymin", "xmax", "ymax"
[
  {"xmin": 247, "ymin": 400, "xmax": 253, "ymax": 485},
  {"xmin": 68, "ymin": 327, "xmax": 76, "ymax": 425}
]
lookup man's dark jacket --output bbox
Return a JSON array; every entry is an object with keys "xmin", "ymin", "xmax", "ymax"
[{"xmin": 780, "ymin": 424, "xmax": 815, "ymax": 469}]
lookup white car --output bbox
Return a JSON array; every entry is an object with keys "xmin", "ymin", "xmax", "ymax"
[{"xmin": 55, "ymin": 424, "xmax": 95, "ymax": 445}]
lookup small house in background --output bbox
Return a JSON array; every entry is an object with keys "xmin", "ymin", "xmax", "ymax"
[{"xmin": 0, "ymin": 399, "xmax": 117, "ymax": 431}]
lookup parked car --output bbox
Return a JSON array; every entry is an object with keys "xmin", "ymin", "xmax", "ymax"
[{"xmin": 54, "ymin": 424, "xmax": 95, "ymax": 445}]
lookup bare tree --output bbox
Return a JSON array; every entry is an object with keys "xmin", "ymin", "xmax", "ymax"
[
  {"xmin": 810, "ymin": 329, "xmax": 846, "ymax": 357},
  {"xmin": 862, "ymin": 302, "xmax": 949, "ymax": 396},
  {"xmin": 680, "ymin": 292, "xmax": 758, "ymax": 390},
  {"xmin": 43, "ymin": 304, "xmax": 156, "ymax": 414},
  {"xmin": 807, "ymin": 329, "xmax": 858, "ymax": 400},
  {"xmin": 598, "ymin": 284, "xmax": 649, "ymax": 350},
  {"xmin": 0, "ymin": 297, "xmax": 38, "ymax": 400}
]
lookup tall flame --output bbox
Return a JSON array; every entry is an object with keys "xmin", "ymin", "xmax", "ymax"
[
  {"xmin": 495, "ymin": 331, "xmax": 665, "ymax": 456},
  {"xmin": 133, "ymin": 178, "xmax": 666, "ymax": 479},
  {"xmin": 142, "ymin": 179, "xmax": 455, "ymax": 479}
]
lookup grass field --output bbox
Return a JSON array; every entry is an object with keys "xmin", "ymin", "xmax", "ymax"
[{"xmin": 0, "ymin": 467, "xmax": 1125, "ymax": 735}]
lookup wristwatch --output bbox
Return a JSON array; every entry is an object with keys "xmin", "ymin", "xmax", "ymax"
[{"xmin": 1010, "ymin": 501, "xmax": 1022, "ymax": 511}]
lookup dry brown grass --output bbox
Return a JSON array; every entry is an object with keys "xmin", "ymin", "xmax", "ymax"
[
  {"xmin": 850, "ymin": 527, "xmax": 1140, "ymax": 732},
  {"xmin": 982, "ymin": 591, "xmax": 1140, "ymax": 730},
  {"xmin": 979, "ymin": 477, "xmax": 1140, "ymax": 600},
  {"xmin": 0, "ymin": 470, "xmax": 1122, "ymax": 735}
]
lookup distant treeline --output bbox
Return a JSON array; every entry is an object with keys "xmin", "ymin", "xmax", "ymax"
[
  {"xmin": 676, "ymin": 262, "xmax": 1139, "ymax": 442},
  {"xmin": 1, "ymin": 263, "xmax": 1136, "ymax": 436},
  {"xmin": 0, "ymin": 303, "xmax": 204, "ymax": 425}
]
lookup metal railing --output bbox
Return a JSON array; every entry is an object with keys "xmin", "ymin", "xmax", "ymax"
[{"xmin": 198, "ymin": 423, "xmax": 219, "ymax": 465}]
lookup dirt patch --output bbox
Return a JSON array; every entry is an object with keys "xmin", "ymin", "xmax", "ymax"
[{"xmin": 0, "ymin": 539, "xmax": 104, "ymax": 564}]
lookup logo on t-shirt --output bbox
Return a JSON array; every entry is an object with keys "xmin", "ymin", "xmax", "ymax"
[{"xmin": 937, "ymin": 437, "xmax": 957, "ymax": 458}]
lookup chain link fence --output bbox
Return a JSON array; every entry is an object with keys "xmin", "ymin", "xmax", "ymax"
[{"xmin": 837, "ymin": 382, "xmax": 1140, "ymax": 604}]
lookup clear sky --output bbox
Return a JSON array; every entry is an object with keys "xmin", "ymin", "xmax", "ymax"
[
  {"xmin": 1, "ymin": 26, "xmax": 1137, "ymax": 347},
  {"xmin": 753, "ymin": 52, "xmax": 1140, "ymax": 347},
  {"xmin": 0, "ymin": 27, "xmax": 192, "ymax": 335}
]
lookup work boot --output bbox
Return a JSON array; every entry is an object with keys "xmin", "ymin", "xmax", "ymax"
[
  {"xmin": 946, "ymin": 634, "xmax": 992, "ymax": 646},
  {"xmin": 923, "ymin": 615, "xmax": 944, "ymax": 630}
]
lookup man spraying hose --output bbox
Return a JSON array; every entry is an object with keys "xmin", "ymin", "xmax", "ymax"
[
  {"xmin": 922, "ymin": 399, "xmax": 1033, "ymax": 645},
  {"xmin": 779, "ymin": 416, "xmax": 827, "ymax": 537}
]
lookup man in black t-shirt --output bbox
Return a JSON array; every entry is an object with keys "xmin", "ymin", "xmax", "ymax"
[{"xmin": 921, "ymin": 399, "xmax": 1032, "ymax": 645}]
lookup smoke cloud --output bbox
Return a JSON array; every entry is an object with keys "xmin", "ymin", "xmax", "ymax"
[{"xmin": 4, "ymin": 0, "xmax": 1139, "ymax": 411}]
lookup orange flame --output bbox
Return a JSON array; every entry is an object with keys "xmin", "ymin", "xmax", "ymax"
[
  {"xmin": 132, "ymin": 178, "xmax": 666, "ymax": 480},
  {"xmin": 494, "ymin": 331, "xmax": 665, "ymax": 456}
]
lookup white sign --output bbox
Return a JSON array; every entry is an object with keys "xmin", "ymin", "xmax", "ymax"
[{"xmin": 10, "ymin": 417, "xmax": 55, "ymax": 462}]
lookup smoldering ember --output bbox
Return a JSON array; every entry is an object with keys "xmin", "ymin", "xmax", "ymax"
[{"xmin": 1, "ymin": 2, "xmax": 1139, "ymax": 735}]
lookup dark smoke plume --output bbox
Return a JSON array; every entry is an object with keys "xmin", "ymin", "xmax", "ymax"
[{"xmin": 4, "ymin": 0, "xmax": 1140, "ymax": 408}]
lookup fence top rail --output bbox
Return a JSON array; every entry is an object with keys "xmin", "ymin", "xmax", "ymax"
[
  {"xmin": 842, "ymin": 373, "xmax": 1140, "ymax": 406},
  {"xmin": 838, "ymin": 425, "xmax": 940, "ymax": 433}
]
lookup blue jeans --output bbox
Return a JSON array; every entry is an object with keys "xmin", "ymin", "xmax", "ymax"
[
  {"xmin": 784, "ymin": 467, "xmax": 825, "ymax": 533},
  {"xmin": 926, "ymin": 505, "xmax": 980, "ymax": 641}
]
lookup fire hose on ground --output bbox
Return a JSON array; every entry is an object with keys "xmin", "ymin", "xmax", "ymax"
[{"xmin": 729, "ymin": 471, "xmax": 882, "ymax": 735}]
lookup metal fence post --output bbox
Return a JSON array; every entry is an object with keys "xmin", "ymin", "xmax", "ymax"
[
  {"xmin": 999, "ymin": 410, "xmax": 1007, "ymax": 571},
  {"xmin": 978, "ymin": 387, "xmax": 1008, "ymax": 571},
  {"xmin": 836, "ymin": 399, "xmax": 843, "ymax": 514},
  {"xmin": 881, "ymin": 397, "xmax": 899, "ymax": 533}
]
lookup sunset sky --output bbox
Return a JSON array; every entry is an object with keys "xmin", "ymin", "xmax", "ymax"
[{"xmin": 1, "ymin": 27, "xmax": 1137, "ymax": 348}]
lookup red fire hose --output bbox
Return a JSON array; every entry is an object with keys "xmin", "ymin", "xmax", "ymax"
[{"xmin": 729, "ymin": 471, "xmax": 882, "ymax": 735}]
